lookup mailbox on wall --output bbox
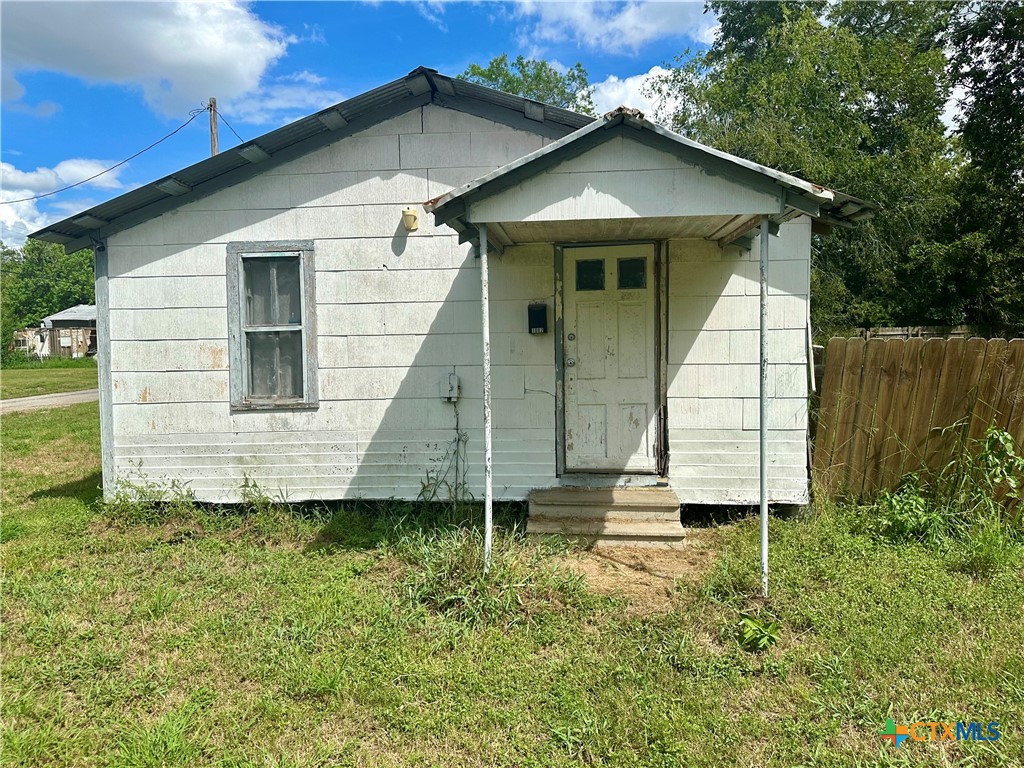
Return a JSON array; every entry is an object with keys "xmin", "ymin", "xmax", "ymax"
[{"xmin": 528, "ymin": 303, "xmax": 548, "ymax": 334}]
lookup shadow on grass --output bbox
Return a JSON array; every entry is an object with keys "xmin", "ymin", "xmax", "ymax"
[
  {"xmin": 304, "ymin": 500, "xmax": 529, "ymax": 554},
  {"xmin": 30, "ymin": 471, "xmax": 102, "ymax": 506}
]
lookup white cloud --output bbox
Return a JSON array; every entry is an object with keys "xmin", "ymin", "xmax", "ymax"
[
  {"xmin": 514, "ymin": 1, "xmax": 718, "ymax": 51},
  {"xmin": 1, "ymin": 1, "xmax": 338, "ymax": 123},
  {"xmin": 415, "ymin": 1, "xmax": 449, "ymax": 31},
  {"xmin": 224, "ymin": 78, "xmax": 345, "ymax": 127},
  {"xmin": 591, "ymin": 65, "xmax": 681, "ymax": 119},
  {"xmin": 0, "ymin": 159, "xmax": 128, "ymax": 247},
  {"xmin": 1, "ymin": 159, "xmax": 125, "ymax": 194},
  {"xmin": 0, "ymin": 195, "xmax": 48, "ymax": 247}
]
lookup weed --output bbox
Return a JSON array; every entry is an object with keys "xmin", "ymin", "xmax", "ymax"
[
  {"xmin": 735, "ymin": 611, "xmax": 782, "ymax": 653},
  {"xmin": 389, "ymin": 523, "xmax": 589, "ymax": 626},
  {"xmin": 948, "ymin": 517, "xmax": 1016, "ymax": 576},
  {"xmin": 103, "ymin": 473, "xmax": 197, "ymax": 525},
  {"xmin": 701, "ymin": 555, "xmax": 760, "ymax": 605},
  {"xmin": 141, "ymin": 584, "xmax": 179, "ymax": 621},
  {"xmin": 417, "ymin": 428, "xmax": 473, "ymax": 507},
  {"xmin": 866, "ymin": 425, "xmax": 1024, "ymax": 576}
]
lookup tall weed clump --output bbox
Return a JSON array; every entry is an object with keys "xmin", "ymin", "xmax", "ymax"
[
  {"xmin": 386, "ymin": 523, "xmax": 589, "ymax": 627},
  {"xmin": 868, "ymin": 425, "xmax": 1024, "ymax": 575}
]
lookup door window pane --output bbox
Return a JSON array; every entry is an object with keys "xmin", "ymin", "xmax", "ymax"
[
  {"xmin": 618, "ymin": 258, "xmax": 646, "ymax": 289},
  {"xmin": 247, "ymin": 330, "xmax": 303, "ymax": 399},
  {"xmin": 576, "ymin": 259, "xmax": 605, "ymax": 291}
]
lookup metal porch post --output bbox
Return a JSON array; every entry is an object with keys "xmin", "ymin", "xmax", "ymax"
[
  {"xmin": 759, "ymin": 215, "xmax": 770, "ymax": 598},
  {"xmin": 478, "ymin": 223, "xmax": 493, "ymax": 573}
]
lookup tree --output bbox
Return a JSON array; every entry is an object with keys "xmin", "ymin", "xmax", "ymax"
[
  {"xmin": 949, "ymin": 1, "xmax": 1024, "ymax": 186},
  {"xmin": 1, "ymin": 239, "xmax": 95, "ymax": 354},
  {"xmin": 459, "ymin": 54, "xmax": 596, "ymax": 116},
  {"xmin": 648, "ymin": 1, "xmax": 959, "ymax": 334},
  {"xmin": 935, "ymin": 2, "xmax": 1024, "ymax": 332}
]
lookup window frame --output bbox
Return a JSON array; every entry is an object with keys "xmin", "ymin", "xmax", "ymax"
[{"xmin": 227, "ymin": 240, "xmax": 318, "ymax": 411}]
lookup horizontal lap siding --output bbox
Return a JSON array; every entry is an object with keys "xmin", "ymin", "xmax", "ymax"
[
  {"xmin": 469, "ymin": 137, "xmax": 780, "ymax": 223},
  {"xmin": 113, "ymin": 429, "xmax": 552, "ymax": 502},
  {"xmin": 666, "ymin": 221, "xmax": 811, "ymax": 504},
  {"xmin": 105, "ymin": 106, "xmax": 555, "ymax": 502}
]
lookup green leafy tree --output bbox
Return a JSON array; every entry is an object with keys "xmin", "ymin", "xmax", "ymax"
[
  {"xmin": 949, "ymin": 1, "xmax": 1024, "ymax": 186},
  {"xmin": 936, "ymin": 1, "xmax": 1024, "ymax": 332},
  {"xmin": 1, "ymin": 239, "xmax": 95, "ymax": 354},
  {"xmin": 649, "ymin": 1, "xmax": 958, "ymax": 335},
  {"xmin": 459, "ymin": 54, "xmax": 596, "ymax": 116}
]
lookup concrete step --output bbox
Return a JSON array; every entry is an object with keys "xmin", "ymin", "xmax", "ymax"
[{"xmin": 527, "ymin": 486, "xmax": 684, "ymax": 545}]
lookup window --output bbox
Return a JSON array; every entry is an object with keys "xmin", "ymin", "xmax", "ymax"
[
  {"xmin": 227, "ymin": 241, "xmax": 318, "ymax": 410},
  {"xmin": 576, "ymin": 259, "xmax": 605, "ymax": 291},
  {"xmin": 617, "ymin": 257, "xmax": 646, "ymax": 289}
]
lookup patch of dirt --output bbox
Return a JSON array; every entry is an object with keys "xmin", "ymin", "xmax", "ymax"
[{"xmin": 562, "ymin": 529, "xmax": 720, "ymax": 615}]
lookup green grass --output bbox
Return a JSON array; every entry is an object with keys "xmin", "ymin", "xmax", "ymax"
[
  {"xmin": 0, "ymin": 359, "xmax": 97, "ymax": 399},
  {"xmin": 2, "ymin": 403, "xmax": 1023, "ymax": 766}
]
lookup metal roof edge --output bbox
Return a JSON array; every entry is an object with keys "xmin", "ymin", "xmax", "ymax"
[{"xmin": 29, "ymin": 67, "xmax": 594, "ymax": 251}]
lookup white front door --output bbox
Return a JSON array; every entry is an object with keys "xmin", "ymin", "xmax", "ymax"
[{"xmin": 563, "ymin": 244, "xmax": 658, "ymax": 472}]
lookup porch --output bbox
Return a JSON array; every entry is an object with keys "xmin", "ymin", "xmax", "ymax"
[{"xmin": 425, "ymin": 107, "xmax": 872, "ymax": 548}]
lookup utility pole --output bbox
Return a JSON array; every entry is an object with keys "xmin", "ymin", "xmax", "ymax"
[{"xmin": 209, "ymin": 97, "xmax": 219, "ymax": 156}]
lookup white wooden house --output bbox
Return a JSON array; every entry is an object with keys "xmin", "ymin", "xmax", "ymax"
[{"xmin": 31, "ymin": 69, "xmax": 872, "ymax": 540}]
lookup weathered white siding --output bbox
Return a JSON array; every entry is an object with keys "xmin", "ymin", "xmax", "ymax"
[
  {"xmin": 666, "ymin": 219, "xmax": 811, "ymax": 504},
  {"xmin": 104, "ymin": 102, "xmax": 811, "ymax": 506},
  {"xmin": 469, "ymin": 136, "xmax": 781, "ymax": 223},
  {"xmin": 106, "ymin": 105, "xmax": 555, "ymax": 502}
]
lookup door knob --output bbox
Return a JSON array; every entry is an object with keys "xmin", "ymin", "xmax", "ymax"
[
  {"xmin": 567, "ymin": 333, "xmax": 576, "ymax": 341},
  {"xmin": 567, "ymin": 358, "xmax": 576, "ymax": 367}
]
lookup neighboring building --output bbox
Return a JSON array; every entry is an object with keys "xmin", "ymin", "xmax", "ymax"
[
  {"xmin": 13, "ymin": 304, "xmax": 97, "ymax": 358},
  {"xmin": 29, "ymin": 69, "xmax": 872, "ymax": 528}
]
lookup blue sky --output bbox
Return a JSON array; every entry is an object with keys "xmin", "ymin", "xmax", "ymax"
[{"xmin": 1, "ymin": 1, "xmax": 717, "ymax": 246}]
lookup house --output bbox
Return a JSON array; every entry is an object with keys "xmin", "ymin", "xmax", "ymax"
[
  {"xmin": 13, "ymin": 304, "xmax": 97, "ymax": 358},
  {"xmin": 30, "ymin": 68, "xmax": 872, "ymax": 539}
]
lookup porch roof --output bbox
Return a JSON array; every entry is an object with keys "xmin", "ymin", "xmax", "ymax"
[{"xmin": 425, "ymin": 107, "xmax": 876, "ymax": 253}]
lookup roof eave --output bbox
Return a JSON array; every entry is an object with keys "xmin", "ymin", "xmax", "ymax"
[
  {"xmin": 428, "ymin": 108, "xmax": 877, "ymax": 230},
  {"xmin": 29, "ymin": 67, "xmax": 594, "ymax": 252}
]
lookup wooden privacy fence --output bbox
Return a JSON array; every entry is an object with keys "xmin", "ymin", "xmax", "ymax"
[{"xmin": 813, "ymin": 337, "xmax": 1024, "ymax": 497}]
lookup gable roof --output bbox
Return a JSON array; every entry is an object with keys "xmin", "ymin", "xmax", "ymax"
[
  {"xmin": 40, "ymin": 304, "xmax": 96, "ymax": 328},
  {"xmin": 30, "ymin": 67, "xmax": 594, "ymax": 254},
  {"xmin": 426, "ymin": 107, "xmax": 875, "ymax": 249}
]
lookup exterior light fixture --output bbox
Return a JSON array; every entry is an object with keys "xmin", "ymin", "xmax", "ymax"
[{"xmin": 402, "ymin": 207, "xmax": 419, "ymax": 231}]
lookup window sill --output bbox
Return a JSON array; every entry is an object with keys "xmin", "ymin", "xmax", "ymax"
[{"xmin": 231, "ymin": 400, "xmax": 320, "ymax": 413}]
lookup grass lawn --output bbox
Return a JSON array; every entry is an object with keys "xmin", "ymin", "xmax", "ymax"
[
  {"xmin": 1, "ymin": 358, "xmax": 97, "ymax": 400},
  {"xmin": 2, "ymin": 403, "xmax": 1022, "ymax": 767}
]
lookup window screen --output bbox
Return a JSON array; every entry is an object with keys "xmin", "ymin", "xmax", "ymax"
[
  {"xmin": 243, "ymin": 256, "xmax": 303, "ymax": 399},
  {"xmin": 227, "ymin": 241, "xmax": 318, "ymax": 409}
]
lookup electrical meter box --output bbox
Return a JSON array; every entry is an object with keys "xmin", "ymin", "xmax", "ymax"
[{"xmin": 440, "ymin": 372, "xmax": 460, "ymax": 402}]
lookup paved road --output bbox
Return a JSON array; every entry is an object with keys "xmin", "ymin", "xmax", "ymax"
[{"xmin": 0, "ymin": 389, "xmax": 99, "ymax": 414}]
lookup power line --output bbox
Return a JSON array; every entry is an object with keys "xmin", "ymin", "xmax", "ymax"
[
  {"xmin": 2, "ymin": 108, "xmax": 210, "ymax": 205},
  {"xmin": 208, "ymin": 102, "xmax": 245, "ymax": 145}
]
